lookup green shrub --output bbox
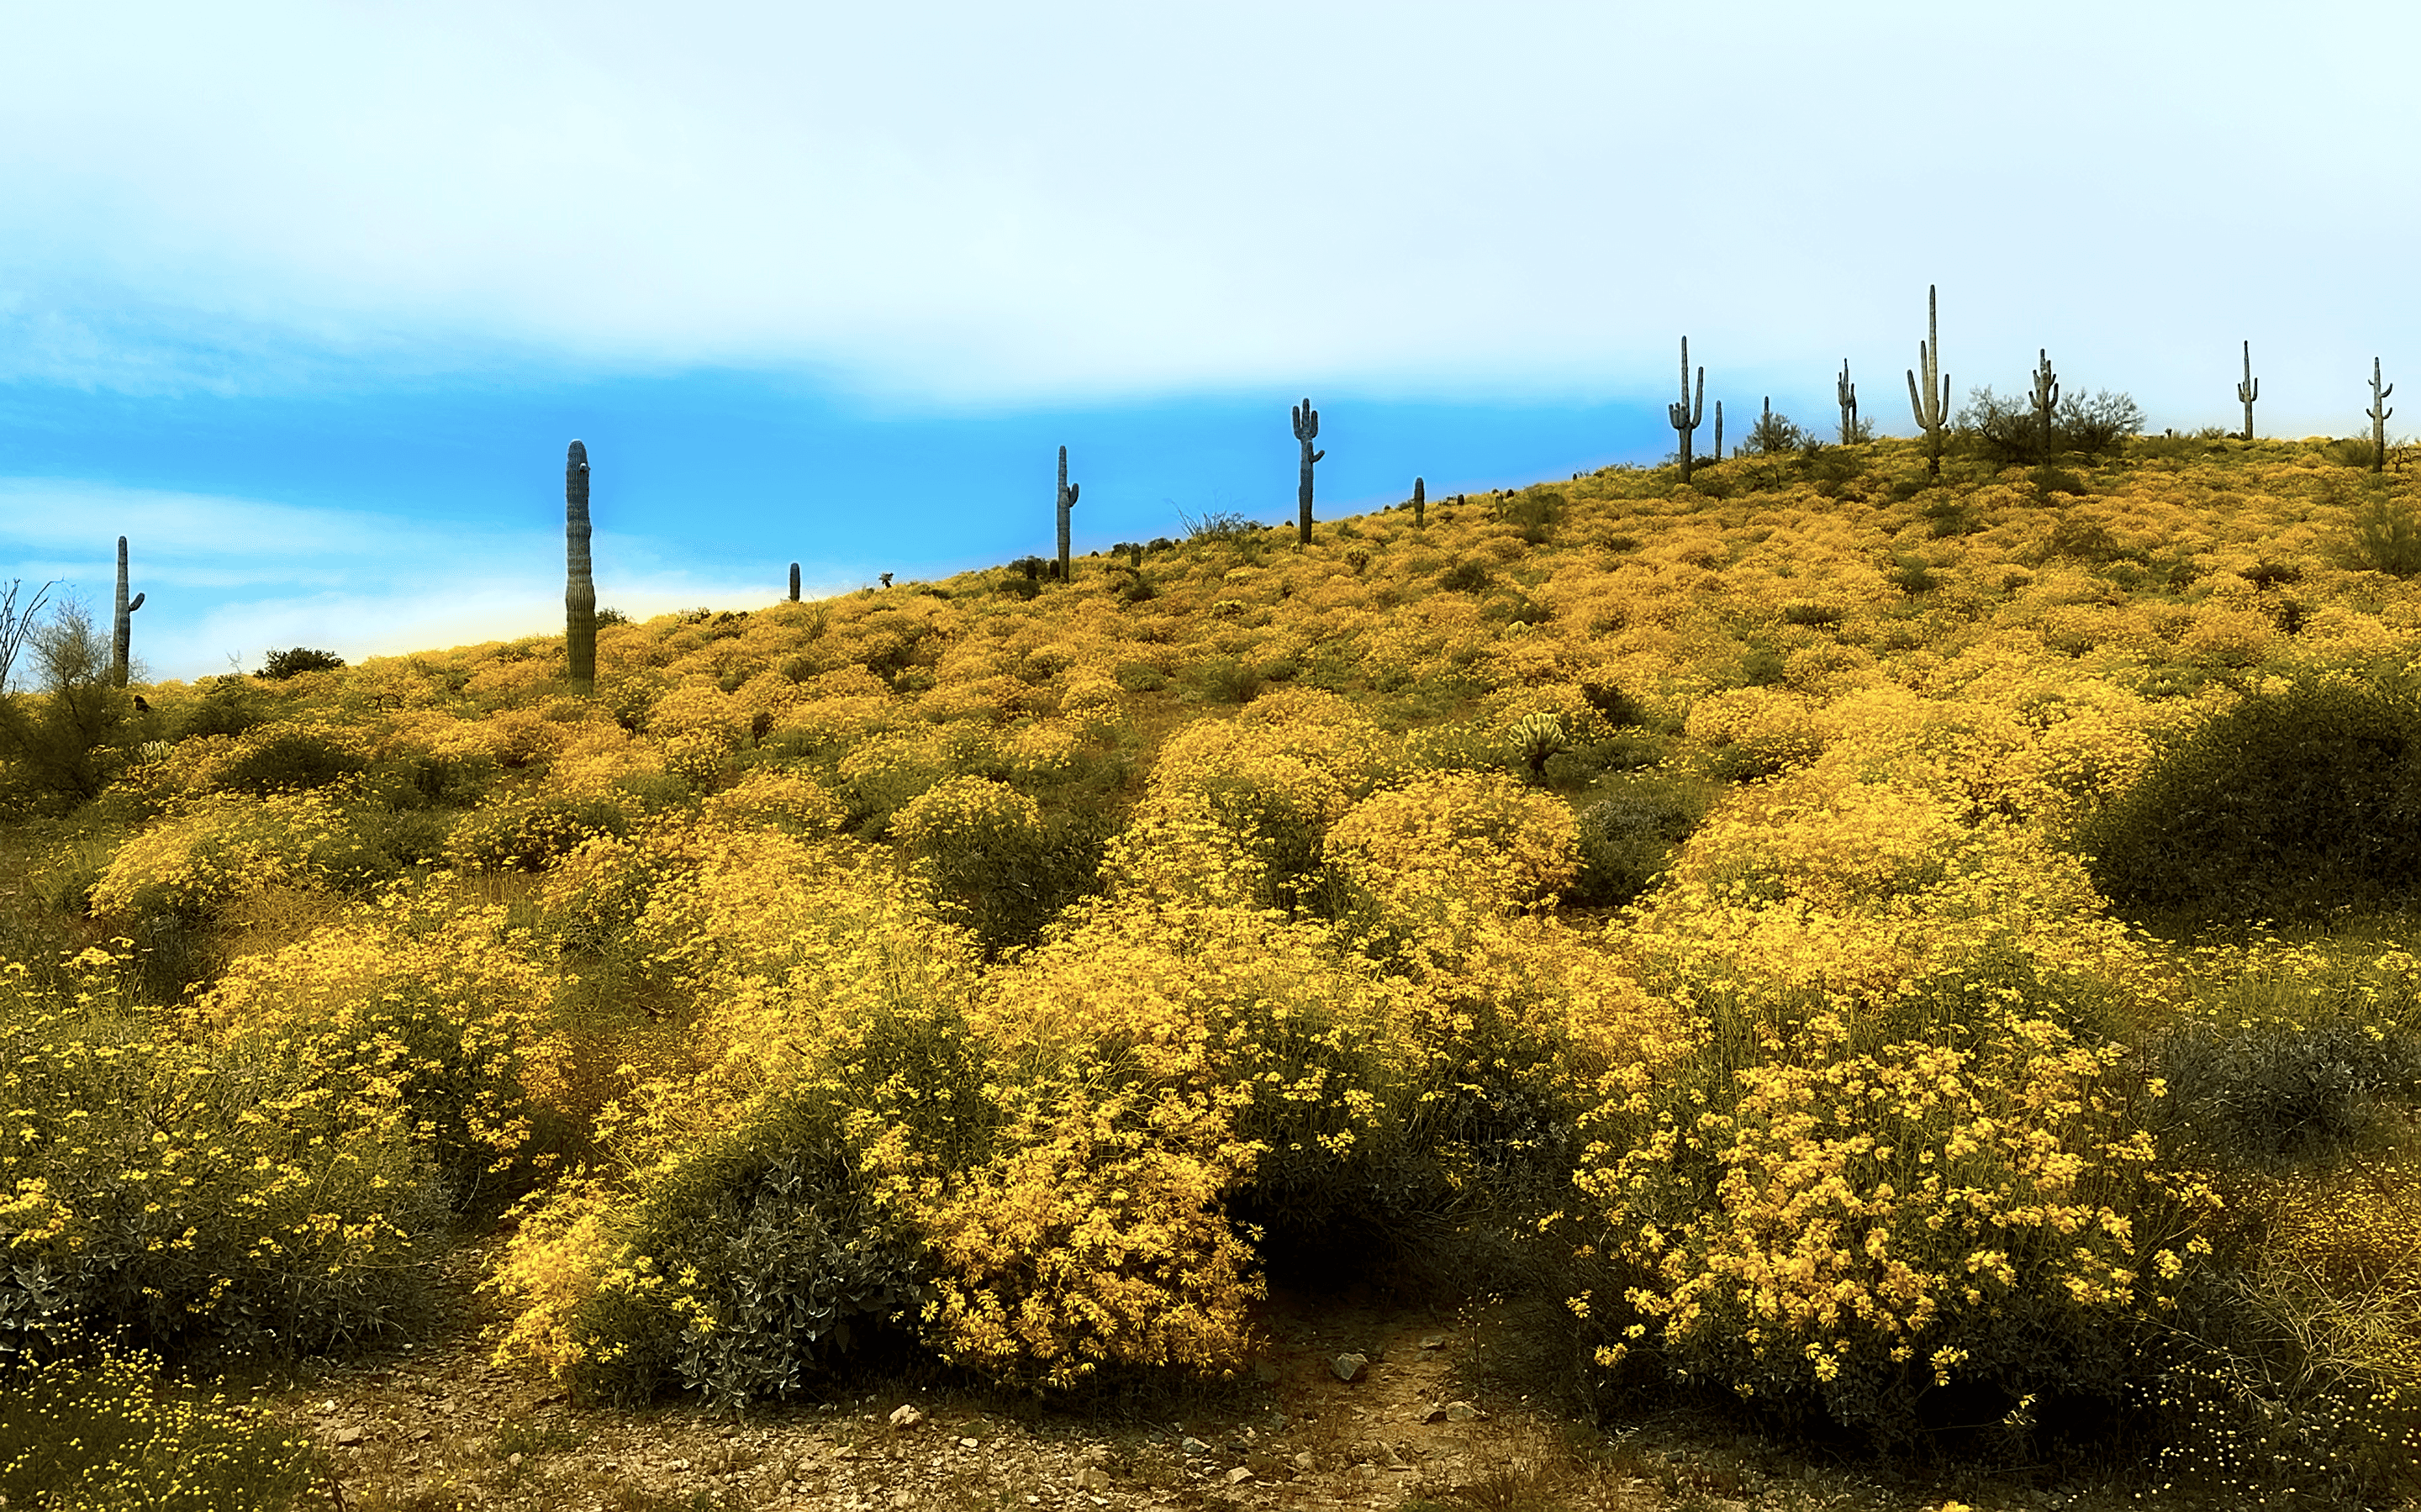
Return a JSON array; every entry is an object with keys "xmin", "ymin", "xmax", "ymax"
[
  {"xmin": 1437, "ymin": 560, "xmax": 1493, "ymax": 594},
  {"xmin": 0, "ymin": 1347, "xmax": 324, "ymax": 1510},
  {"xmin": 893, "ymin": 777, "xmax": 1108, "ymax": 956},
  {"xmin": 214, "ymin": 727, "xmax": 367, "ymax": 796},
  {"xmin": 2348, "ymin": 495, "xmax": 2421, "ymax": 577},
  {"xmin": 1568, "ymin": 774, "xmax": 1709, "ymax": 906},
  {"xmin": 0, "ymin": 955, "xmax": 444, "ymax": 1364},
  {"xmin": 446, "ymin": 793, "xmax": 632, "ymax": 872},
  {"xmin": 171, "ymin": 677, "xmax": 269, "ymax": 741},
  {"xmin": 256, "ymin": 647, "xmax": 345, "ymax": 680},
  {"xmin": 0, "ymin": 600, "xmax": 129, "ymax": 807},
  {"xmin": 2152, "ymin": 1019, "xmax": 2418, "ymax": 1169},
  {"xmin": 2081, "ymin": 677, "xmax": 2421, "ymax": 927}
]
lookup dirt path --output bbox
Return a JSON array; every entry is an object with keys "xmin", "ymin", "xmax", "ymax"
[{"xmin": 279, "ymin": 1247, "xmax": 2098, "ymax": 1512}]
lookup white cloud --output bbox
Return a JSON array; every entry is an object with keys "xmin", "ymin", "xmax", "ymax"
[
  {"xmin": 3, "ymin": 1, "xmax": 2413, "ymax": 414},
  {"xmin": 0, "ymin": 479, "xmax": 841, "ymax": 681}
]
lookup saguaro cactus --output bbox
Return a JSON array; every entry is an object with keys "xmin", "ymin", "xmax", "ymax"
[
  {"xmin": 789, "ymin": 562, "xmax": 801, "ymax": 602},
  {"xmin": 1713, "ymin": 399, "xmax": 1725, "ymax": 463},
  {"xmin": 1906, "ymin": 284, "xmax": 1949, "ymax": 479},
  {"xmin": 1669, "ymin": 337, "xmax": 1705, "ymax": 484},
  {"xmin": 2237, "ymin": 341, "xmax": 2260, "ymax": 442},
  {"xmin": 566, "ymin": 440, "xmax": 595, "ymax": 691},
  {"xmin": 1291, "ymin": 398, "xmax": 1324, "ymax": 545},
  {"xmin": 2370, "ymin": 357, "xmax": 2395, "ymax": 474},
  {"xmin": 110, "ymin": 536, "xmax": 145, "ymax": 688},
  {"xmin": 1412, "ymin": 476, "xmax": 1426, "ymax": 527},
  {"xmin": 1056, "ymin": 445, "xmax": 1080, "ymax": 582},
  {"xmin": 1838, "ymin": 360, "xmax": 1859, "ymax": 444},
  {"xmin": 2031, "ymin": 350, "xmax": 2061, "ymax": 459}
]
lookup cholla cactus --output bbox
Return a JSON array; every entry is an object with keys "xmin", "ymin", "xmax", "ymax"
[
  {"xmin": 1507, "ymin": 712, "xmax": 1569, "ymax": 782},
  {"xmin": 111, "ymin": 535, "xmax": 145, "ymax": 688}
]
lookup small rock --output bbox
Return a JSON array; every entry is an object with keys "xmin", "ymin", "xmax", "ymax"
[
  {"xmin": 507, "ymin": 1452, "xmax": 524, "ymax": 1468},
  {"xmin": 332, "ymin": 1425, "xmax": 363, "ymax": 1446},
  {"xmin": 889, "ymin": 1404, "xmax": 924, "ymax": 1430},
  {"xmin": 1332, "ymin": 1351, "xmax": 1369, "ymax": 1383},
  {"xmin": 1225, "ymin": 1466, "xmax": 1253, "ymax": 1485},
  {"xmin": 667, "ymin": 1458, "xmax": 691, "ymax": 1472},
  {"xmin": 1294, "ymin": 1451, "xmax": 1316, "ymax": 1472},
  {"xmin": 1443, "ymin": 1400, "xmax": 1481, "ymax": 1422},
  {"xmin": 1418, "ymin": 1332, "xmax": 1448, "ymax": 1351},
  {"xmin": 1180, "ymin": 1436, "xmax": 1212, "ymax": 1456},
  {"xmin": 959, "ymin": 1437, "xmax": 980, "ymax": 1450},
  {"xmin": 892, "ymin": 1491, "xmax": 914, "ymax": 1509},
  {"xmin": 1077, "ymin": 1467, "xmax": 1113, "ymax": 1492}
]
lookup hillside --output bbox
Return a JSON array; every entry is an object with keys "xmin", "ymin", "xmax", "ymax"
[{"xmin": 3, "ymin": 430, "xmax": 2420, "ymax": 1510}]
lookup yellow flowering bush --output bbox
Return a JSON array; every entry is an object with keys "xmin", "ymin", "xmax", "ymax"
[
  {"xmin": 0, "ymin": 951, "xmax": 445, "ymax": 1362},
  {"xmin": 1326, "ymin": 770, "xmax": 1579, "ymax": 916},
  {"xmin": 88, "ymin": 792, "xmax": 349, "ymax": 920}
]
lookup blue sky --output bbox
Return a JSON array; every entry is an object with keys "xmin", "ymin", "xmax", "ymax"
[{"xmin": 3, "ymin": 1, "xmax": 2415, "ymax": 681}]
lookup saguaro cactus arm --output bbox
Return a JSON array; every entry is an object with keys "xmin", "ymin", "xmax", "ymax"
[
  {"xmin": 111, "ymin": 536, "xmax": 141, "ymax": 688},
  {"xmin": 2032, "ymin": 350, "xmax": 2061, "ymax": 455},
  {"xmin": 1056, "ymin": 445, "xmax": 1080, "ymax": 582},
  {"xmin": 566, "ymin": 440, "xmax": 596, "ymax": 689},
  {"xmin": 1669, "ymin": 337, "xmax": 1705, "ymax": 482},
  {"xmin": 1906, "ymin": 285, "xmax": 1949, "ymax": 477},
  {"xmin": 2237, "ymin": 340, "xmax": 2260, "ymax": 441},
  {"xmin": 1291, "ymin": 398, "xmax": 1322, "ymax": 544},
  {"xmin": 2370, "ymin": 357, "xmax": 2396, "ymax": 472}
]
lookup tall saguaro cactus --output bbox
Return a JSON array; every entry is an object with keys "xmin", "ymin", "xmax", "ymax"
[
  {"xmin": 1056, "ymin": 445, "xmax": 1080, "ymax": 582},
  {"xmin": 1838, "ymin": 360, "xmax": 1859, "ymax": 444},
  {"xmin": 2031, "ymin": 350, "xmax": 2061, "ymax": 458},
  {"xmin": 2237, "ymin": 341, "xmax": 2260, "ymax": 442},
  {"xmin": 1669, "ymin": 337, "xmax": 1705, "ymax": 484},
  {"xmin": 2369, "ymin": 358, "xmax": 2395, "ymax": 474},
  {"xmin": 1713, "ymin": 399, "xmax": 1725, "ymax": 463},
  {"xmin": 110, "ymin": 536, "xmax": 145, "ymax": 688},
  {"xmin": 1291, "ymin": 398, "xmax": 1324, "ymax": 545},
  {"xmin": 1906, "ymin": 285, "xmax": 1949, "ymax": 479},
  {"xmin": 789, "ymin": 562, "xmax": 801, "ymax": 603},
  {"xmin": 566, "ymin": 440, "xmax": 595, "ymax": 691},
  {"xmin": 1412, "ymin": 476, "xmax": 1426, "ymax": 527}
]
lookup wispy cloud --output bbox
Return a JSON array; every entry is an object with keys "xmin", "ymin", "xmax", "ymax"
[{"xmin": 0, "ymin": 479, "xmax": 818, "ymax": 681}]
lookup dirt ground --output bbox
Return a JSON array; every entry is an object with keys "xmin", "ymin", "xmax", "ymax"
[{"xmin": 272, "ymin": 1243, "xmax": 2186, "ymax": 1512}]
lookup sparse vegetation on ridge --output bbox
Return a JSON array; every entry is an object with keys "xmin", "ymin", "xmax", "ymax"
[{"xmin": 4, "ymin": 430, "xmax": 2421, "ymax": 1508}]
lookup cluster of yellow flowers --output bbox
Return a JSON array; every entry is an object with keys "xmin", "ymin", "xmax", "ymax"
[{"xmin": 16, "ymin": 440, "xmax": 2421, "ymax": 1474}]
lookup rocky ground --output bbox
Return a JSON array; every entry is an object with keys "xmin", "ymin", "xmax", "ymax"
[{"xmin": 275, "ymin": 1247, "xmax": 2170, "ymax": 1512}]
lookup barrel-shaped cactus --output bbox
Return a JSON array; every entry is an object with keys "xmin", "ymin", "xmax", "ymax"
[{"xmin": 566, "ymin": 440, "xmax": 595, "ymax": 690}]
